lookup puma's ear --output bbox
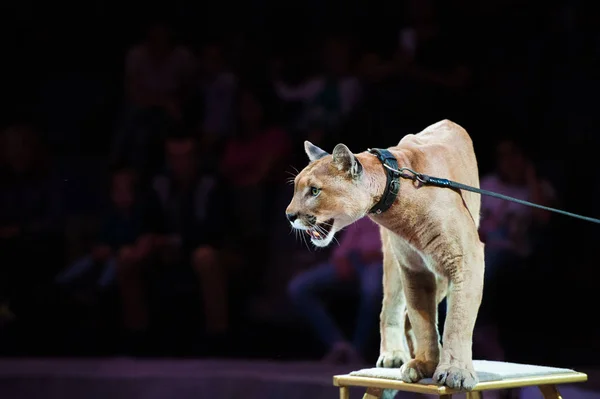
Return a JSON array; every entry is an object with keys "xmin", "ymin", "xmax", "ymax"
[
  {"xmin": 304, "ymin": 141, "xmax": 329, "ymax": 163},
  {"xmin": 332, "ymin": 143, "xmax": 363, "ymax": 178}
]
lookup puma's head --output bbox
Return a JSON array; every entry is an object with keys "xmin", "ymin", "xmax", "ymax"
[{"xmin": 286, "ymin": 141, "xmax": 374, "ymax": 247}]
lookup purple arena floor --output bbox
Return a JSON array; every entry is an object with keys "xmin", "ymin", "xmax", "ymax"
[{"xmin": 0, "ymin": 358, "xmax": 598, "ymax": 399}]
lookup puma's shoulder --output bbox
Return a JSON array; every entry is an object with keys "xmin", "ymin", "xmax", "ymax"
[
  {"xmin": 391, "ymin": 119, "xmax": 481, "ymax": 229},
  {"xmin": 397, "ymin": 120, "xmax": 472, "ymax": 152}
]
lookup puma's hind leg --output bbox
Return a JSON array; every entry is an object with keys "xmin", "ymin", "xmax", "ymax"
[
  {"xmin": 376, "ymin": 228, "xmax": 412, "ymax": 368},
  {"xmin": 397, "ymin": 265, "xmax": 442, "ymax": 383},
  {"xmin": 402, "ymin": 277, "xmax": 446, "ymax": 360},
  {"xmin": 397, "ymin": 270, "xmax": 448, "ymax": 381}
]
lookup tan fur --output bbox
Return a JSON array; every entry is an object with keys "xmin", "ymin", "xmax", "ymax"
[{"xmin": 286, "ymin": 120, "xmax": 484, "ymax": 391}]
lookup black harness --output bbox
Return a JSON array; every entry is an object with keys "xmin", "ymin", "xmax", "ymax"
[{"xmin": 367, "ymin": 148, "xmax": 401, "ymax": 215}]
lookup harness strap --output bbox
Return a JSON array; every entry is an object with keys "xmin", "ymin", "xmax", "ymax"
[{"xmin": 367, "ymin": 148, "xmax": 400, "ymax": 215}]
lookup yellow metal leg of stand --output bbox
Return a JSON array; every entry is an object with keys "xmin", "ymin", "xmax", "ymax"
[{"xmin": 539, "ymin": 384, "xmax": 563, "ymax": 399}]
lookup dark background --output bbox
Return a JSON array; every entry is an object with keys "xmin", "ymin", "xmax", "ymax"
[{"xmin": 0, "ymin": 0, "xmax": 599, "ymax": 369}]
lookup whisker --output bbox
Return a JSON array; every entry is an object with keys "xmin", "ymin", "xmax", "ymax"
[
  {"xmin": 301, "ymin": 231, "xmax": 312, "ymax": 251},
  {"xmin": 312, "ymin": 224, "xmax": 329, "ymax": 238},
  {"xmin": 313, "ymin": 223, "xmax": 328, "ymax": 236},
  {"xmin": 285, "ymin": 167, "xmax": 299, "ymax": 178}
]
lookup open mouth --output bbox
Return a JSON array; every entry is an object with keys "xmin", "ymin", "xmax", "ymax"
[{"xmin": 306, "ymin": 218, "xmax": 334, "ymax": 241}]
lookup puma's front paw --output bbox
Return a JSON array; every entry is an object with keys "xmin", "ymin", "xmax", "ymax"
[
  {"xmin": 433, "ymin": 364, "xmax": 479, "ymax": 391},
  {"xmin": 376, "ymin": 350, "xmax": 411, "ymax": 368},
  {"xmin": 399, "ymin": 359, "xmax": 437, "ymax": 383}
]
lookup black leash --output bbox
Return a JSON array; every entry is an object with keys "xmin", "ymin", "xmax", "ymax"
[{"xmin": 367, "ymin": 148, "xmax": 600, "ymax": 225}]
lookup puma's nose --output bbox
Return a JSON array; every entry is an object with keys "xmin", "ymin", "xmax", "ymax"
[{"xmin": 286, "ymin": 213, "xmax": 298, "ymax": 223}]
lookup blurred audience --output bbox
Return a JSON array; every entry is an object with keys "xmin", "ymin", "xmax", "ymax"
[
  {"xmin": 288, "ymin": 217, "xmax": 383, "ymax": 364},
  {"xmin": 475, "ymin": 137, "xmax": 557, "ymax": 361},
  {"xmin": 151, "ymin": 132, "xmax": 237, "ymax": 339},
  {"xmin": 393, "ymin": 0, "xmax": 471, "ymax": 128},
  {"xmin": 271, "ymin": 44, "xmax": 322, "ymax": 142},
  {"xmin": 194, "ymin": 41, "xmax": 237, "ymax": 156},
  {"xmin": 0, "ymin": 0, "xmax": 595, "ymax": 362},
  {"xmin": 55, "ymin": 167, "xmax": 162, "ymax": 308},
  {"xmin": 271, "ymin": 36, "xmax": 361, "ymax": 148},
  {"xmin": 185, "ymin": 40, "xmax": 238, "ymax": 172},
  {"xmin": 112, "ymin": 20, "xmax": 195, "ymax": 180},
  {"xmin": 220, "ymin": 84, "xmax": 291, "ymax": 243},
  {"xmin": 0, "ymin": 124, "xmax": 64, "ymax": 323},
  {"xmin": 124, "ymin": 21, "xmax": 195, "ymax": 120},
  {"xmin": 300, "ymin": 35, "xmax": 362, "ymax": 147}
]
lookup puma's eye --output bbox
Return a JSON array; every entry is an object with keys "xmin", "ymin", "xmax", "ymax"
[{"xmin": 310, "ymin": 187, "xmax": 321, "ymax": 197}]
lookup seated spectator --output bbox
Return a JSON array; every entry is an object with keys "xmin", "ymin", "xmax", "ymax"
[
  {"xmin": 271, "ymin": 46, "xmax": 322, "ymax": 139},
  {"xmin": 474, "ymin": 137, "xmax": 556, "ymax": 361},
  {"xmin": 305, "ymin": 35, "xmax": 362, "ymax": 145},
  {"xmin": 220, "ymin": 84, "xmax": 291, "ymax": 242},
  {"xmin": 350, "ymin": 49, "xmax": 400, "ymax": 146},
  {"xmin": 0, "ymin": 124, "xmax": 65, "ymax": 324},
  {"xmin": 396, "ymin": 0, "xmax": 470, "ymax": 88},
  {"xmin": 192, "ymin": 41, "xmax": 237, "ymax": 166},
  {"xmin": 392, "ymin": 0, "xmax": 471, "ymax": 129},
  {"xmin": 356, "ymin": 50, "xmax": 393, "ymax": 87},
  {"xmin": 124, "ymin": 20, "xmax": 195, "ymax": 119},
  {"xmin": 150, "ymin": 132, "xmax": 236, "ymax": 340},
  {"xmin": 54, "ymin": 167, "xmax": 163, "ymax": 309},
  {"xmin": 112, "ymin": 20, "xmax": 195, "ymax": 180},
  {"xmin": 287, "ymin": 217, "xmax": 382, "ymax": 364},
  {"xmin": 272, "ymin": 37, "xmax": 362, "ymax": 163}
]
